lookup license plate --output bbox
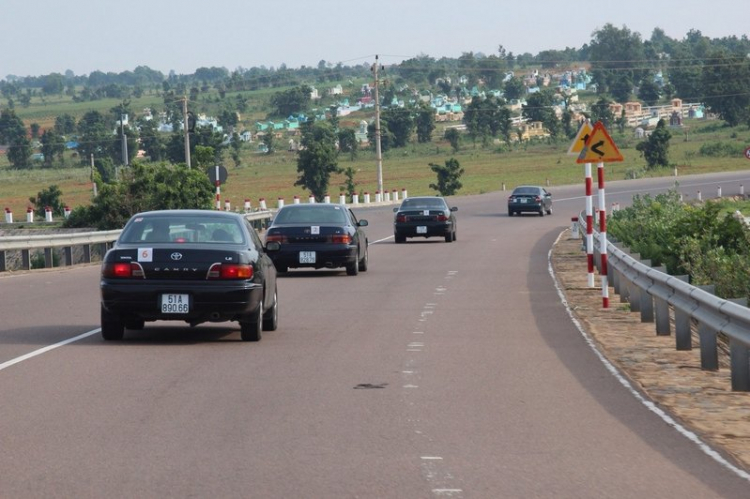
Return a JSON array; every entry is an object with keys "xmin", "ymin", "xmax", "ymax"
[
  {"xmin": 161, "ymin": 294, "xmax": 189, "ymax": 314},
  {"xmin": 299, "ymin": 251, "xmax": 316, "ymax": 264},
  {"xmin": 417, "ymin": 226, "xmax": 427, "ymax": 234},
  {"xmin": 520, "ymin": 198, "xmax": 527, "ymax": 203}
]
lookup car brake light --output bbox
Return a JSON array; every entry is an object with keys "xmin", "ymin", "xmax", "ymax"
[
  {"xmin": 207, "ymin": 263, "xmax": 253, "ymax": 279},
  {"xmin": 396, "ymin": 214, "xmax": 407, "ymax": 223},
  {"xmin": 330, "ymin": 234, "xmax": 352, "ymax": 244},
  {"xmin": 102, "ymin": 262, "xmax": 145, "ymax": 279},
  {"xmin": 535, "ymin": 196, "xmax": 542, "ymax": 202},
  {"xmin": 265, "ymin": 233, "xmax": 287, "ymax": 243},
  {"xmin": 436, "ymin": 214, "xmax": 448, "ymax": 222}
]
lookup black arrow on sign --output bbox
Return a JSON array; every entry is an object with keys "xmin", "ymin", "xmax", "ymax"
[{"xmin": 591, "ymin": 140, "xmax": 605, "ymax": 156}]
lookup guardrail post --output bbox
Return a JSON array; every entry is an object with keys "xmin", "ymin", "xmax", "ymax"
[
  {"xmin": 673, "ymin": 275, "xmax": 692, "ymax": 350},
  {"xmin": 698, "ymin": 322, "xmax": 718, "ymax": 370},
  {"xmin": 638, "ymin": 260, "xmax": 654, "ymax": 323},
  {"xmin": 83, "ymin": 244, "xmax": 92, "ymax": 264},
  {"xmin": 64, "ymin": 246, "xmax": 73, "ymax": 266},
  {"xmin": 611, "ymin": 264, "xmax": 621, "ymax": 295},
  {"xmin": 652, "ymin": 266, "xmax": 671, "ymax": 335},
  {"xmin": 44, "ymin": 248, "xmax": 53, "ymax": 268},
  {"xmin": 730, "ymin": 338, "xmax": 750, "ymax": 392},
  {"xmin": 21, "ymin": 249, "xmax": 31, "ymax": 270},
  {"xmin": 0, "ymin": 251, "xmax": 6, "ymax": 272}
]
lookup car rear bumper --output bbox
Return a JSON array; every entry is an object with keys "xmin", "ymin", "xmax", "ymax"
[
  {"xmin": 394, "ymin": 221, "xmax": 453, "ymax": 238},
  {"xmin": 508, "ymin": 202, "xmax": 544, "ymax": 213},
  {"xmin": 268, "ymin": 244, "xmax": 358, "ymax": 269},
  {"xmin": 101, "ymin": 280, "xmax": 262, "ymax": 322}
]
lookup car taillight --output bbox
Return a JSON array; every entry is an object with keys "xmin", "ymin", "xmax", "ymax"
[
  {"xmin": 535, "ymin": 196, "xmax": 542, "ymax": 202},
  {"xmin": 207, "ymin": 263, "xmax": 253, "ymax": 279},
  {"xmin": 436, "ymin": 214, "xmax": 448, "ymax": 222},
  {"xmin": 266, "ymin": 233, "xmax": 287, "ymax": 243},
  {"xmin": 330, "ymin": 234, "xmax": 352, "ymax": 244},
  {"xmin": 396, "ymin": 214, "xmax": 407, "ymax": 223},
  {"xmin": 102, "ymin": 262, "xmax": 145, "ymax": 279}
]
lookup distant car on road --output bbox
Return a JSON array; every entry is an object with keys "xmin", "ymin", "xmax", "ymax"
[
  {"xmin": 100, "ymin": 209, "xmax": 279, "ymax": 342},
  {"xmin": 265, "ymin": 203, "xmax": 369, "ymax": 275},
  {"xmin": 393, "ymin": 196, "xmax": 457, "ymax": 243},
  {"xmin": 508, "ymin": 185, "xmax": 553, "ymax": 216}
]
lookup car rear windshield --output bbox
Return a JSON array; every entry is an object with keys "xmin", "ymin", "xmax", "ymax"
[
  {"xmin": 512, "ymin": 187, "xmax": 540, "ymax": 195},
  {"xmin": 273, "ymin": 206, "xmax": 348, "ymax": 224},
  {"xmin": 400, "ymin": 198, "xmax": 446, "ymax": 209},
  {"xmin": 120, "ymin": 216, "xmax": 245, "ymax": 244}
]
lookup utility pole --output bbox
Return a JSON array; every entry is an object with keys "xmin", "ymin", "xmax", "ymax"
[
  {"xmin": 183, "ymin": 96, "xmax": 191, "ymax": 168},
  {"xmin": 371, "ymin": 55, "xmax": 384, "ymax": 198},
  {"xmin": 120, "ymin": 113, "xmax": 128, "ymax": 166}
]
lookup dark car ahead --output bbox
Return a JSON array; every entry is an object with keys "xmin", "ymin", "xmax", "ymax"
[
  {"xmin": 393, "ymin": 196, "xmax": 457, "ymax": 243},
  {"xmin": 100, "ymin": 210, "xmax": 279, "ymax": 342},
  {"xmin": 508, "ymin": 185, "xmax": 553, "ymax": 216},
  {"xmin": 265, "ymin": 203, "xmax": 369, "ymax": 275}
]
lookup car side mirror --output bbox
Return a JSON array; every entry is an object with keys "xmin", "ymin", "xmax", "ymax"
[
  {"xmin": 450, "ymin": 206, "xmax": 458, "ymax": 212},
  {"xmin": 358, "ymin": 220, "xmax": 369, "ymax": 227},
  {"xmin": 265, "ymin": 241, "xmax": 280, "ymax": 252},
  {"xmin": 393, "ymin": 207, "xmax": 398, "ymax": 212}
]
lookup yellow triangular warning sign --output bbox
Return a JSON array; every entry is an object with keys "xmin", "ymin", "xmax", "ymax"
[
  {"xmin": 568, "ymin": 121, "xmax": 593, "ymax": 156},
  {"xmin": 576, "ymin": 121, "xmax": 624, "ymax": 163}
]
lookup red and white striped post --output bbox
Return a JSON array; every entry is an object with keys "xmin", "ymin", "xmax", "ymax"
[
  {"xmin": 402, "ymin": 188, "xmax": 408, "ymax": 199},
  {"xmin": 224, "ymin": 199, "xmax": 231, "ymax": 211},
  {"xmin": 215, "ymin": 181, "xmax": 221, "ymax": 210},
  {"xmin": 597, "ymin": 161, "xmax": 609, "ymax": 308},
  {"xmin": 26, "ymin": 207, "xmax": 33, "ymax": 223},
  {"xmin": 375, "ymin": 190, "xmax": 382, "ymax": 203},
  {"xmin": 293, "ymin": 195, "xmax": 300, "ymax": 205},
  {"xmin": 338, "ymin": 193, "xmax": 346, "ymax": 204},
  {"xmin": 308, "ymin": 194, "xmax": 315, "ymax": 204},
  {"xmin": 392, "ymin": 189, "xmax": 399, "ymax": 202},
  {"xmin": 352, "ymin": 193, "xmax": 359, "ymax": 205},
  {"xmin": 323, "ymin": 194, "xmax": 330, "ymax": 204},
  {"xmin": 244, "ymin": 199, "xmax": 251, "ymax": 212},
  {"xmin": 364, "ymin": 192, "xmax": 370, "ymax": 204},
  {"xmin": 259, "ymin": 198, "xmax": 267, "ymax": 211},
  {"xmin": 63, "ymin": 206, "xmax": 71, "ymax": 218},
  {"xmin": 4, "ymin": 207, "xmax": 12, "ymax": 224},
  {"xmin": 277, "ymin": 197, "xmax": 285, "ymax": 209},
  {"xmin": 585, "ymin": 162, "xmax": 595, "ymax": 288},
  {"xmin": 45, "ymin": 206, "xmax": 53, "ymax": 222}
]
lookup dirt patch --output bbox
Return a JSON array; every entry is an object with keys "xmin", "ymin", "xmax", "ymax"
[{"xmin": 552, "ymin": 231, "xmax": 750, "ymax": 472}]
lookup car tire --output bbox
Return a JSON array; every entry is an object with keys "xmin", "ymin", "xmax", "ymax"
[
  {"xmin": 262, "ymin": 289, "xmax": 278, "ymax": 331},
  {"xmin": 358, "ymin": 245, "xmax": 369, "ymax": 272},
  {"xmin": 346, "ymin": 260, "xmax": 359, "ymax": 276},
  {"xmin": 539, "ymin": 208, "xmax": 545, "ymax": 217},
  {"xmin": 508, "ymin": 210, "xmax": 514, "ymax": 217},
  {"xmin": 445, "ymin": 233, "xmax": 453, "ymax": 243},
  {"xmin": 394, "ymin": 234, "xmax": 405, "ymax": 244},
  {"xmin": 452, "ymin": 230, "xmax": 457, "ymax": 242},
  {"xmin": 240, "ymin": 298, "xmax": 263, "ymax": 341},
  {"xmin": 546, "ymin": 206, "xmax": 552, "ymax": 215},
  {"xmin": 101, "ymin": 305, "xmax": 125, "ymax": 341}
]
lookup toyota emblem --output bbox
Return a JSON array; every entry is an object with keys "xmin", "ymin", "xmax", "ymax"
[{"xmin": 170, "ymin": 252, "xmax": 183, "ymax": 261}]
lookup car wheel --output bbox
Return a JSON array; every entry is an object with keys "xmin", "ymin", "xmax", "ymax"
[
  {"xmin": 262, "ymin": 289, "xmax": 278, "ymax": 331},
  {"xmin": 394, "ymin": 233, "xmax": 405, "ymax": 244},
  {"xmin": 546, "ymin": 206, "xmax": 552, "ymax": 215},
  {"xmin": 358, "ymin": 245, "xmax": 369, "ymax": 272},
  {"xmin": 346, "ymin": 259, "xmax": 360, "ymax": 276},
  {"xmin": 508, "ymin": 210, "xmax": 514, "ymax": 217},
  {"xmin": 452, "ymin": 230, "xmax": 457, "ymax": 242},
  {"xmin": 101, "ymin": 305, "xmax": 124, "ymax": 341},
  {"xmin": 124, "ymin": 317, "xmax": 145, "ymax": 330},
  {"xmin": 539, "ymin": 208, "xmax": 545, "ymax": 217},
  {"xmin": 240, "ymin": 298, "xmax": 263, "ymax": 341}
]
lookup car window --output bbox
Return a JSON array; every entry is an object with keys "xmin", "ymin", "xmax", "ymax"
[
  {"xmin": 513, "ymin": 187, "xmax": 539, "ymax": 195},
  {"xmin": 245, "ymin": 220, "xmax": 263, "ymax": 250},
  {"xmin": 274, "ymin": 206, "xmax": 348, "ymax": 224},
  {"xmin": 401, "ymin": 198, "xmax": 446, "ymax": 210},
  {"xmin": 121, "ymin": 216, "xmax": 245, "ymax": 244}
]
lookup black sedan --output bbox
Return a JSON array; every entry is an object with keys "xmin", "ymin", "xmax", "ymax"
[
  {"xmin": 393, "ymin": 196, "xmax": 457, "ymax": 243},
  {"xmin": 265, "ymin": 203, "xmax": 369, "ymax": 275},
  {"xmin": 507, "ymin": 185, "xmax": 553, "ymax": 216},
  {"xmin": 100, "ymin": 209, "xmax": 279, "ymax": 342}
]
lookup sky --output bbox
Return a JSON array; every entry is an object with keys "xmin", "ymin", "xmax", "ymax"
[{"xmin": 2, "ymin": 0, "xmax": 748, "ymax": 78}]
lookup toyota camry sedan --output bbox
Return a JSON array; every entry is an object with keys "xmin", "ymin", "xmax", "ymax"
[
  {"xmin": 393, "ymin": 196, "xmax": 457, "ymax": 243},
  {"xmin": 508, "ymin": 185, "xmax": 553, "ymax": 216},
  {"xmin": 264, "ymin": 203, "xmax": 369, "ymax": 275},
  {"xmin": 100, "ymin": 210, "xmax": 279, "ymax": 341}
]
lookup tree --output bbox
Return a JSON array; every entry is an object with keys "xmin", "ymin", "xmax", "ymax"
[
  {"xmin": 503, "ymin": 76, "xmax": 526, "ymax": 101},
  {"xmin": 700, "ymin": 49, "xmax": 750, "ymax": 127},
  {"xmin": 295, "ymin": 121, "xmax": 340, "ymax": 201},
  {"xmin": 29, "ymin": 184, "xmax": 65, "ymax": 218},
  {"xmin": 522, "ymin": 90, "xmax": 561, "ymax": 138},
  {"xmin": 667, "ymin": 44, "xmax": 703, "ymax": 100},
  {"xmin": 636, "ymin": 119, "xmax": 672, "ymax": 169},
  {"xmin": 64, "ymin": 162, "xmax": 214, "ymax": 230},
  {"xmin": 415, "ymin": 104, "xmax": 436, "ymax": 143},
  {"xmin": 337, "ymin": 128, "xmax": 357, "ymax": 160},
  {"xmin": 1, "ymin": 109, "xmax": 32, "ymax": 169},
  {"xmin": 342, "ymin": 166, "xmax": 357, "ymax": 197},
  {"xmin": 589, "ymin": 24, "xmax": 648, "ymax": 101},
  {"xmin": 589, "ymin": 98, "xmax": 615, "ymax": 129},
  {"xmin": 382, "ymin": 106, "xmax": 415, "ymax": 148},
  {"xmin": 40, "ymin": 129, "xmax": 66, "ymax": 167},
  {"xmin": 262, "ymin": 132, "xmax": 275, "ymax": 155},
  {"xmin": 270, "ymin": 85, "xmax": 312, "ymax": 117},
  {"xmin": 429, "ymin": 158, "xmax": 464, "ymax": 196},
  {"xmin": 444, "ymin": 128, "xmax": 461, "ymax": 153},
  {"xmin": 76, "ymin": 110, "xmax": 113, "ymax": 166},
  {"xmin": 638, "ymin": 75, "xmax": 661, "ymax": 106},
  {"xmin": 193, "ymin": 145, "xmax": 215, "ymax": 169}
]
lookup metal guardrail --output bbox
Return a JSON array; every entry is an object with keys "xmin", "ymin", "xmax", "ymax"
[
  {"xmin": 0, "ymin": 211, "xmax": 273, "ymax": 272},
  {"xmin": 578, "ymin": 215, "xmax": 750, "ymax": 391}
]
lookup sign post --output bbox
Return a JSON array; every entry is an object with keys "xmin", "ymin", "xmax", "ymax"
[
  {"xmin": 569, "ymin": 121, "xmax": 595, "ymax": 288},
  {"xmin": 575, "ymin": 121, "xmax": 624, "ymax": 308},
  {"xmin": 207, "ymin": 165, "xmax": 229, "ymax": 210}
]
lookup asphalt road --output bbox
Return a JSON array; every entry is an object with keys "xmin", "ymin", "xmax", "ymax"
[{"xmin": 2, "ymin": 171, "xmax": 750, "ymax": 498}]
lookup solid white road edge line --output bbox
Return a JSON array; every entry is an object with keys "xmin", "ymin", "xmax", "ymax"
[
  {"xmin": 548, "ymin": 231, "xmax": 750, "ymax": 482},
  {"xmin": 0, "ymin": 328, "xmax": 101, "ymax": 373}
]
